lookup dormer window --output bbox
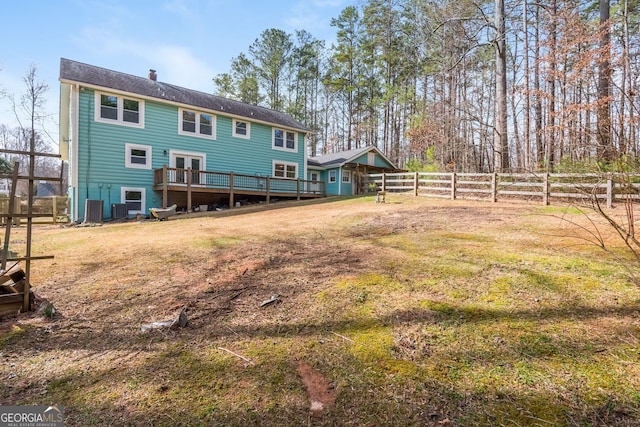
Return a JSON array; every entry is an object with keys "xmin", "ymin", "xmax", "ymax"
[
  {"xmin": 179, "ymin": 109, "xmax": 216, "ymax": 139},
  {"xmin": 95, "ymin": 92, "xmax": 144, "ymax": 128}
]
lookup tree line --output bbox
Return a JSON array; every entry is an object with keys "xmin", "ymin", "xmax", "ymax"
[
  {"xmin": 0, "ymin": 65, "xmax": 64, "ymax": 195},
  {"xmin": 214, "ymin": 0, "xmax": 633, "ymax": 173}
]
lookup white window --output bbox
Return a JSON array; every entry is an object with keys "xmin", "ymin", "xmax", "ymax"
[
  {"xmin": 342, "ymin": 170, "xmax": 351, "ymax": 183},
  {"xmin": 273, "ymin": 161, "xmax": 298, "ymax": 179},
  {"xmin": 179, "ymin": 109, "xmax": 216, "ymax": 139},
  {"xmin": 329, "ymin": 170, "xmax": 337, "ymax": 183},
  {"xmin": 95, "ymin": 92, "xmax": 144, "ymax": 128},
  {"xmin": 273, "ymin": 128, "xmax": 297, "ymax": 151},
  {"xmin": 125, "ymin": 143, "xmax": 152, "ymax": 169},
  {"xmin": 233, "ymin": 119, "xmax": 251, "ymax": 139},
  {"xmin": 121, "ymin": 187, "xmax": 145, "ymax": 215}
]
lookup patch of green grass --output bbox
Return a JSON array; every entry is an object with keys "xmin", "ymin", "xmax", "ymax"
[
  {"xmin": 536, "ymin": 205, "xmax": 586, "ymax": 215},
  {"xmin": 0, "ymin": 325, "xmax": 28, "ymax": 347},
  {"xmin": 200, "ymin": 237, "xmax": 243, "ymax": 248},
  {"xmin": 350, "ymin": 325, "xmax": 394, "ymax": 363}
]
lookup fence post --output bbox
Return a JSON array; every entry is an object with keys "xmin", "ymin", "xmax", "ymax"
[
  {"xmin": 543, "ymin": 173, "xmax": 550, "ymax": 206},
  {"xmin": 451, "ymin": 173, "xmax": 457, "ymax": 200},
  {"xmin": 491, "ymin": 173, "xmax": 498, "ymax": 202},
  {"xmin": 606, "ymin": 173, "xmax": 613, "ymax": 209},
  {"xmin": 414, "ymin": 172, "xmax": 419, "ymax": 196},
  {"xmin": 52, "ymin": 196, "xmax": 58, "ymax": 224}
]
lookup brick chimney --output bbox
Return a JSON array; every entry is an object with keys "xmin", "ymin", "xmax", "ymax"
[{"xmin": 148, "ymin": 69, "xmax": 157, "ymax": 81}]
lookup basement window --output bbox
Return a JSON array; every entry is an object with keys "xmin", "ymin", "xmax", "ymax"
[{"xmin": 121, "ymin": 187, "xmax": 145, "ymax": 215}]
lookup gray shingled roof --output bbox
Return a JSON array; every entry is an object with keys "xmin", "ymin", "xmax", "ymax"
[
  {"xmin": 309, "ymin": 146, "xmax": 398, "ymax": 168},
  {"xmin": 59, "ymin": 58, "xmax": 310, "ymax": 132}
]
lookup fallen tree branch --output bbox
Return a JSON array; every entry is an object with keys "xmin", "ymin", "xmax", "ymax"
[
  {"xmin": 217, "ymin": 347, "xmax": 255, "ymax": 365},
  {"xmin": 331, "ymin": 331, "xmax": 354, "ymax": 342}
]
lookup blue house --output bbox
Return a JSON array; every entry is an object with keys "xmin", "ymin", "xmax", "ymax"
[
  {"xmin": 308, "ymin": 146, "xmax": 398, "ymax": 196},
  {"xmin": 59, "ymin": 58, "xmax": 399, "ymax": 222},
  {"xmin": 59, "ymin": 58, "xmax": 322, "ymax": 221}
]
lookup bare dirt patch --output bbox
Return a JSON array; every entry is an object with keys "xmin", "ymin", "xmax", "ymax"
[{"xmin": 296, "ymin": 362, "xmax": 336, "ymax": 417}]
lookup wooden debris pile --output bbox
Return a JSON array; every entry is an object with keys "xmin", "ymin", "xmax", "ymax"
[{"xmin": 0, "ymin": 263, "xmax": 33, "ymax": 316}]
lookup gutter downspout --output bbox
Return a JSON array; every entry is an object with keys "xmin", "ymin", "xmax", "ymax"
[
  {"xmin": 69, "ymin": 84, "xmax": 80, "ymax": 221},
  {"xmin": 304, "ymin": 132, "xmax": 309, "ymax": 193}
]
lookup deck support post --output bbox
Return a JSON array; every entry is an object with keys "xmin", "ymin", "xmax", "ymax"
[
  {"xmin": 162, "ymin": 165, "xmax": 168, "ymax": 208},
  {"xmin": 229, "ymin": 172, "xmax": 235, "ymax": 208},
  {"xmin": 266, "ymin": 177, "xmax": 271, "ymax": 204},
  {"xmin": 186, "ymin": 168, "xmax": 192, "ymax": 213}
]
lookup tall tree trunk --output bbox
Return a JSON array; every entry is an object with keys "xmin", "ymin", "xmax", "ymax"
[
  {"xmin": 494, "ymin": 0, "xmax": 509, "ymax": 172},
  {"xmin": 523, "ymin": 0, "xmax": 531, "ymax": 171},
  {"xmin": 619, "ymin": 0, "xmax": 628, "ymax": 156},
  {"xmin": 534, "ymin": 5, "xmax": 544, "ymax": 169},
  {"xmin": 597, "ymin": 0, "xmax": 613, "ymax": 161},
  {"xmin": 547, "ymin": 0, "xmax": 557, "ymax": 171}
]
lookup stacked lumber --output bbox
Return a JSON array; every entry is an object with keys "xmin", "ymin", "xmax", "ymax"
[{"xmin": 0, "ymin": 264, "xmax": 32, "ymax": 316}]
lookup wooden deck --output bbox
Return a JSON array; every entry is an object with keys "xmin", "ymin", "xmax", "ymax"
[{"xmin": 153, "ymin": 166, "xmax": 326, "ymax": 209}]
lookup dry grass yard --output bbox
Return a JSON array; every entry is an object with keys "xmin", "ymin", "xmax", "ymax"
[{"xmin": 1, "ymin": 194, "xmax": 639, "ymax": 426}]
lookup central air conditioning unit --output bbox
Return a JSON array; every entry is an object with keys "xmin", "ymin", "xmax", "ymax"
[
  {"xmin": 111, "ymin": 203, "xmax": 128, "ymax": 220},
  {"xmin": 85, "ymin": 199, "xmax": 104, "ymax": 223}
]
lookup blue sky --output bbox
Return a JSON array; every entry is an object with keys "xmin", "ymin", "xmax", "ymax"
[{"xmin": 0, "ymin": 0, "xmax": 349, "ymax": 149}]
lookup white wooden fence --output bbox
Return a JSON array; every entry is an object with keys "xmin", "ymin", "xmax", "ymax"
[{"xmin": 365, "ymin": 172, "xmax": 640, "ymax": 208}]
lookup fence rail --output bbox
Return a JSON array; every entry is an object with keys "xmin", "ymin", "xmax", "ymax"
[
  {"xmin": 0, "ymin": 196, "xmax": 70, "ymax": 224},
  {"xmin": 365, "ymin": 172, "xmax": 640, "ymax": 208}
]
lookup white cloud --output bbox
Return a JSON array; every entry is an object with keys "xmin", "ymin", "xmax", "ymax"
[
  {"xmin": 70, "ymin": 24, "xmax": 216, "ymax": 92},
  {"xmin": 161, "ymin": 0, "xmax": 195, "ymax": 19}
]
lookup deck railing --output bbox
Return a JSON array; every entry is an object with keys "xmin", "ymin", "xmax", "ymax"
[{"xmin": 154, "ymin": 166, "xmax": 325, "ymax": 208}]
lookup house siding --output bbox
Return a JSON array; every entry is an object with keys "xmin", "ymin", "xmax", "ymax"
[
  {"xmin": 340, "ymin": 169, "xmax": 353, "ymax": 195},
  {"xmin": 72, "ymin": 87, "xmax": 306, "ymax": 221},
  {"xmin": 352, "ymin": 152, "xmax": 394, "ymax": 169},
  {"xmin": 308, "ymin": 149, "xmax": 396, "ymax": 196},
  {"xmin": 325, "ymin": 168, "xmax": 342, "ymax": 195}
]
